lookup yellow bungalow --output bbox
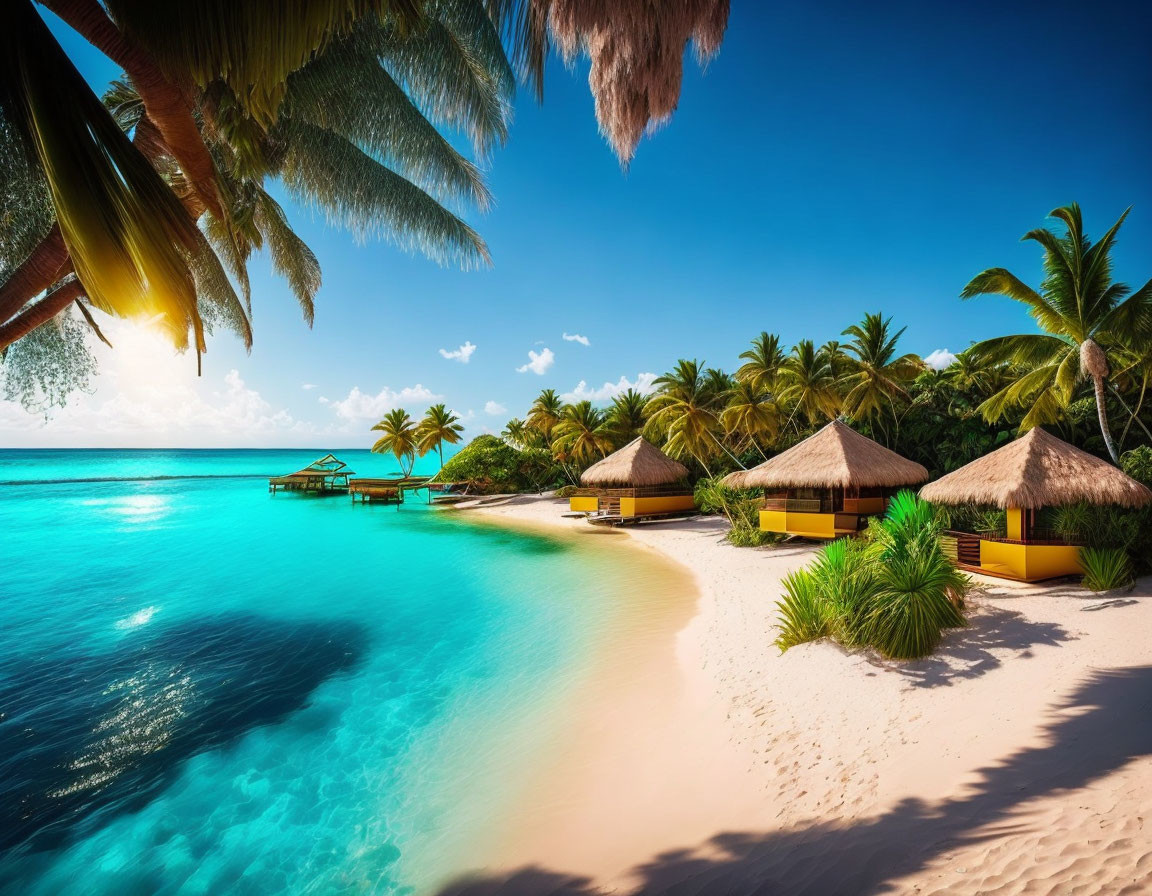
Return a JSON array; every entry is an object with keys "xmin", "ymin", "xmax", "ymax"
[
  {"xmin": 921, "ymin": 428, "xmax": 1152, "ymax": 582},
  {"xmin": 569, "ymin": 437, "xmax": 696, "ymax": 522},
  {"xmin": 722, "ymin": 420, "xmax": 929, "ymax": 539}
]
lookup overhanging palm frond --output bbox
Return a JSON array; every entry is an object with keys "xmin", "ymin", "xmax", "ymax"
[
  {"xmin": 1, "ymin": 0, "xmax": 203, "ymax": 351},
  {"xmin": 378, "ymin": 0, "xmax": 515, "ymax": 156},
  {"xmin": 966, "ymin": 333, "xmax": 1070, "ymax": 369},
  {"xmin": 103, "ymin": 0, "xmax": 423, "ymax": 127},
  {"xmin": 187, "ymin": 228, "xmax": 252, "ymax": 349},
  {"xmin": 252, "ymin": 191, "xmax": 322, "ymax": 325},
  {"xmin": 283, "ymin": 31, "xmax": 491, "ymax": 209},
  {"xmin": 278, "ymin": 120, "xmax": 490, "ymax": 267}
]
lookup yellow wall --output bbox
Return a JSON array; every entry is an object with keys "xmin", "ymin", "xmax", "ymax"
[
  {"xmin": 569, "ymin": 496, "xmax": 599, "ymax": 513},
  {"xmin": 620, "ymin": 495, "xmax": 696, "ymax": 518},
  {"xmin": 1006, "ymin": 507, "xmax": 1024, "ymax": 541},
  {"xmin": 979, "ymin": 539, "xmax": 1082, "ymax": 581},
  {"xmin": 759, "ymin": 510, "xmax": 838, "ymax": 538}
]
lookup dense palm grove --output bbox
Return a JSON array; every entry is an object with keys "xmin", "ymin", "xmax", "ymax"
[{"xmin": 485, "ymin": 205, "xmax": 1151, "ymax": 491}]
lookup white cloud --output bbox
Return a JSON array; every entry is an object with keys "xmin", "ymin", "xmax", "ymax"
[
  {"xmin": 516, "ymin": 347, "xmax": 555, "ymax": 375},
  {"xmin": 302, "ymin": 383, "xmax": 318, "ymax": 390},
  {"xmin": 923, "ymin": 348, "xmax": 957, "ymax": 370},
  {"xmin": 439, "ymin": 341, "xmax": 477, "ymax": 363},
  {"xmin": 484, "ymin": 400, "xmax": 507, "ymax": 416},
  {"xmin": 323, "ymin": 384, "xmax": 441, "ymax": 421},
  {"xmin": 561, "ymin": 372, "xmax": 658, "ymax": 403},
  {"xmin": 562, "ymin": 332, "xmax": 590, "ymax": 347}
]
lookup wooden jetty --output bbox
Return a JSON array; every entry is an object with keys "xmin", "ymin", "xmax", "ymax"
[
  {"xmin": 348, "ymin": 477, "xmax": 465, "ymax": 506},
  {"xmin": 269, "ymin": 454, "xmax": 354, "ymax": 494}
]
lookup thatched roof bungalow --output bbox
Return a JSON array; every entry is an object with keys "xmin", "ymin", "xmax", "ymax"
[
  {"xmin": 921, "ymin": 428, "xmax": 1151, "ymax": 582},
  {"xmin": 723, "ymin": 420, "xmax": 928, "ymax": 539},
  {"xmin": 570, "ymin": 437, "xmax": 695, "ymax": 521}
]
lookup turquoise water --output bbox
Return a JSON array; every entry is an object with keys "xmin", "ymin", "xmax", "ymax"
[{"xmin": 0, "ymin": 450, "xmax": 652, "ymax": 894}]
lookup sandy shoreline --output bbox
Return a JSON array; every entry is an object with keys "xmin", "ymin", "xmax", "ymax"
[{"xmin": 438, "ymin": 495, "xmax": 1152, "ymax": 895}]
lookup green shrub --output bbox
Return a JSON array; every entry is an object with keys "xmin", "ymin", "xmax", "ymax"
[
  {"xmin": 1121, "ymin": 445, "xmax": 1152, "ymax": 487},
  {"xmin": 435, "ymin": 435, "xmax": 563, "ymax": 494},
  {"xmin": 1080, "ymin": 546, "xmax": 1135, "ymax": 592},
  {"xmin": 775, "ymin": 569, "xmax": 829, "ymax": 650},
  {"xmin": 694, "ymin": 477, "xmax": 782, "ymax": 547},
  {"xmin": 554, "ymin": 485, "xmax": 579, "ymax": 499},
  {"xmin": 775, "ymin": 491, "xmax": 968, "ymax": 660}
]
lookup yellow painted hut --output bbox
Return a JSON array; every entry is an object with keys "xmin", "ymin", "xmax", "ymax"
[
  {"xmin": 723, "ymin": 420, "xmax": 928, "ymax": 538},
  {"xmin": 570, "ymin": 437, "xmax": 695, "ymax": 520},
  {"xmin": 920, "ymin": 428, "xmax": 1152, "ymax": 582}
]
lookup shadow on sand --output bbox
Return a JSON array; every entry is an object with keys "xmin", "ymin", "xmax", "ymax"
[{"xmin": 436, "ymin": 665, "xmax": 1152, "ymax": 895}]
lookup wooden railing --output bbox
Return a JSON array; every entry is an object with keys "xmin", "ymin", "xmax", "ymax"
[
  {"xmin": 945, "ymin": 529, "xmax": 1081, "ymax": 548},
  {"xmin": 762, "ymin": 498, "xmax": 837, "ymax": 514}
]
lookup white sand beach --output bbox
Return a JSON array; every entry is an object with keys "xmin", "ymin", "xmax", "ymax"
[{"xmin": 439, "ymin": 495, "xmax": 1152, "ymax": 896}]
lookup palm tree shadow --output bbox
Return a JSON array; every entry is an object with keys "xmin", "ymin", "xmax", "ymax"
[
  {"xmin": 872, "ymin": 604, "xmax": 1072, "ymax": 689},
  {"xmin": 436, "ymin": 665, "xmax": 1152, "ymax": 895}
]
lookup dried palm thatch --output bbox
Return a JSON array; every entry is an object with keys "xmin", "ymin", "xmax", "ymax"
[
  {"xmin": 722, "ymin": 420, "xmax": 929, "ymax": 490},
  {"xmin": 495, "ymin": 0, "xmax": 729, "ymax": 163},
  {"xmin": 920, "ymin": 427, "xmax": 1152, "ymax": 510},
  {"xmin": 580, "ymin": 436, "xmax": 689, "ymax": 487}
]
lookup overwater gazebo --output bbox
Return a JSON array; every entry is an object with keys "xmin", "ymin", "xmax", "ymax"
[
  {"xmin": 722, "ymin": 420, "xmax": 928, "ymax": 539},
  {"xmin": 920, "ymin": 427, "xmax": 1152, "ymax": 581},
  {"xmin": 570, "ymin": 437, "xmax": 695, "ymax": 521},
  {"xmin": 268, "ymin": 454, "xmax": 355, "ymax": 494}
]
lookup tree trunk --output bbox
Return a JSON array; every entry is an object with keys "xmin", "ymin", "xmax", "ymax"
[
  {"xmin": 0, "ymin": 279, "xmax": 85, "ymax": 350},
  {"xmin": 42, "ymin": 0, "xmax": 223, "ymax": 219},
  {"xmin": 1092, "ymin": 374, "xmax": 1120, "ymax": 464},
  {"xmin": 0, "ymin": 226, "xmax": 70, "ymax": 323}
]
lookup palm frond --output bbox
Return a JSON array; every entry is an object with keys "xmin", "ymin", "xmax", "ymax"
[
  {"xmin": 278, "ymin": 120, "xmax": 490, "ymax": 267},
  {"xmin": 252, "ymin": 191, "xmax": 322, "ymax": 325},
  {"xmin": 2, "ymin": 0, "xmax": 203, "ymax": 351}
]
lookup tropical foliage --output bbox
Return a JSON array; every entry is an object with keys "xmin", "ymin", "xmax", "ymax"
[
  {"xmin": 370, "ymin": 408, "xmax": 420, "ymax": 477},
  {"xmin": 433, "ymin": 434, "xmax": 560, "ymax": 494},
  {"xmin": 1079, "ymin": 547, "xmax": 1135, "ymax": 592},
  {"xmin": 0, "ymin": 0, "xmax": 728, "ymax": 406},
  {"xmin": 775, "ymin": 492, "xmax": 968, "ymax": 660}
]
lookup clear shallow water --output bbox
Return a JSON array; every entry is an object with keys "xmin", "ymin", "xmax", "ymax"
[{"xmin": 0, "ymin": 450, "xmax": 656, "ymax": 894}]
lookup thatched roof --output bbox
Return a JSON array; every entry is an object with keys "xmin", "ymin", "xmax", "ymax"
[
  {"xmin": 721, "ymin": 420, "xmax": 929, "ymax": 490},
  {"xmin": 920, "ymin": 427, "xmax": 1152, "ymax": 509},
  {"xmin": 580, "ymin": 437, "xmax": 689, "ymax": 487}
]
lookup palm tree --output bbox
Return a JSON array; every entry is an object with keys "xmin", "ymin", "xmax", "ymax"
[
  {"xmin": 551, "ymin": 401, "xmax": 612, "ymax": 466},
  {"xmin": 839, "ymin": 313, "xmax": 924, "ymax": 423},
  {"xmin": 416, "ymin": 404, "xmax": 464, "ymax": 469},
  {"xmin": 371, "ymin": 408, "xmax": 419, "ymax": 477},
  {"xmin": 720, "ymin": 380, "xmax": 779, "ymax": 460},
  {"xmin": 1, "ymin": 1, "xmax": 511, "ymax": 362},
  {"xmin": 778, "ymin": 340, "xmax": 842, "ymax": 427},
  {"xmin": 526, "ymin": 388, "xmax": 563, "ymax": 441},
  {"xmin": 501, "ymin": 418, "xmax": 537, "ymax": 450},
  {"xmin": 962, "ymin": 204, "xmax": 1152, "ymax": 462},
  {"xmin": 645, "ymin": 360, "xmax": 724, "ymax": 474},
  {"xmin": 736, "ymin": 332, "xmax": 786, "ymax": 394},
  {"xmin": 605, "ymin": 389, "xmax": 649, "ymax": 445}
]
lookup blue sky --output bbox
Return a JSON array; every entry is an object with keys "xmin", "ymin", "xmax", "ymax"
[{"xmin": 3, "ymin": 1, "xmax": 1149, "ymax": 447}]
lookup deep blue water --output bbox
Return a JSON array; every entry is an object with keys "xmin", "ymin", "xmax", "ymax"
[{"xmin": 0, "ymin": 449, "xmax": 645, "ymax": 894}]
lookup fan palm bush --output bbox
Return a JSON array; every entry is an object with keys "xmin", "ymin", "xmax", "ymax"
[
  {"xmin": 1080, "ymin": 547, "xmax": 1135, "ymax": 592},
  {"xmin": 694, "ymin": 477, "xmax": 780, "ymax": 547},
  {"xmin": 774, "ymin": 491, "xmax": 967, "ymax": 660}
]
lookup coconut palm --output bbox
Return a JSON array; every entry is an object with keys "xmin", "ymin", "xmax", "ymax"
[
  {"xmin": 0, "ymin": 0, "xmax": 511, "ymax": 362},
  {"xmin": 721, "ymin": 380, "xmax": 779, "ymax": 460},
  {"xmin": 645, "ymin": 359, "xmax": 724, "ymax": 474},
  {"xmin": 778, "ymin": 340, "xmax": 842, "ymax": 426},
  {"xmin": 371, "ymin": 408, "xmax": 420, "ymax": 477},
  {"xmin": 526, "ymin": 388, "xmax": 563, "ymax": 441},
  {"xmin": 839, "ymin": 313, "xmax": 924, "ymax": 422},
  {"xmin": 416, "ymin": 404, "xmax": 465, "ymax": 469},
  {"xmin": 736, "ymin": 332, "xmax": 787, "ymax": 394},
  {"xmin": 501, "ymin": 417, "xmax": 537, "ymax": 450},
  {"xmin": 605, "ymin": 389, "xmax": 649, "ymax": 445},
  {"xmin": 962, "ymin": 204, "xmax": 1152, "ymax": 462},
  {"xmin": 551, "ymin": 401, "xmax": 612, "ymax": 466}
]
